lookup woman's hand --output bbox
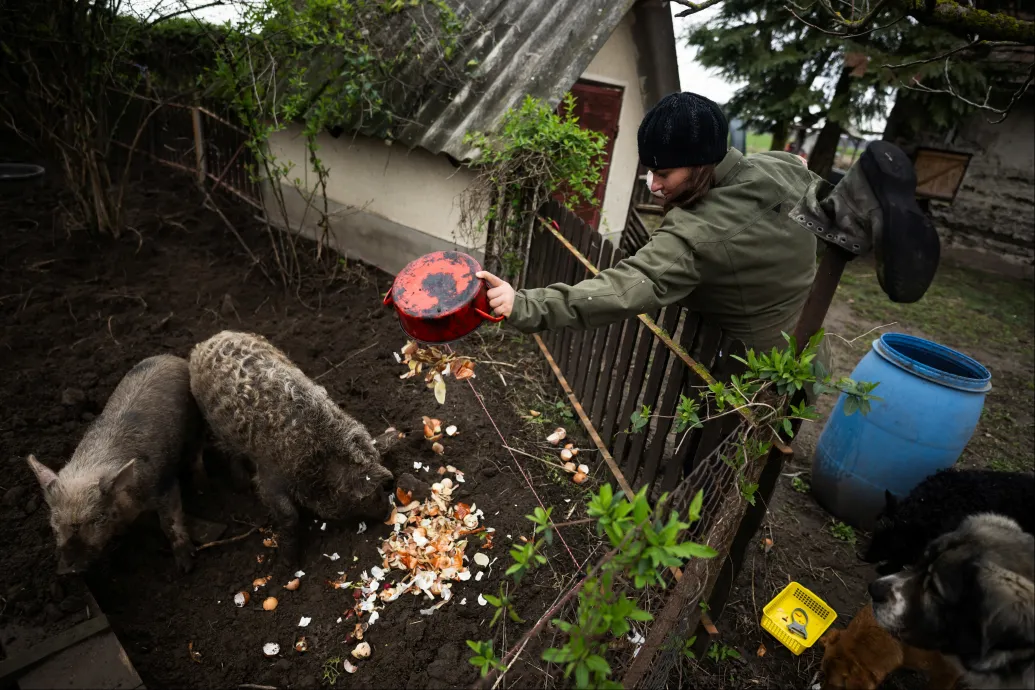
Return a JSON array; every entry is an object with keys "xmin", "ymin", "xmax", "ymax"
[{"xmin": 476, "ymin": 271, "xmax": 515, "ymax": 318}]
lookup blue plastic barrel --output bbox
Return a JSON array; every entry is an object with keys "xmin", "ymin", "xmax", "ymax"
[{"xmin": 811, "ymin": 333, "xmax": 992, "ymax": 530}]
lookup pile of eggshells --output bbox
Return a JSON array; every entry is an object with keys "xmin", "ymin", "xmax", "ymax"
[{"xmin": 547, "ymin": 427, "xmax": 590, "ymax": 484}]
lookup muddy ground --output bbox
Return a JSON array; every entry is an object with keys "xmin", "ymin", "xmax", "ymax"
[
  {"xmin": 0, "ymin": 167, "xmax": 603, "ymax": 689},
  {"xmin": 1, "ymin": 159, "xmax": 1032, "ymax": 690}
]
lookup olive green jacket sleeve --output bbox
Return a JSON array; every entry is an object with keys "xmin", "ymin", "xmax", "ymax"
[{"xmin": 506, "ymin": 218, "xmax": 701, "ymax": 332}]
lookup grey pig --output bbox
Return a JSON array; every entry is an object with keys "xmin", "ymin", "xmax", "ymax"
[
  {"xmin": 27, "ymin": 354, "xmax": 203, "ymax": 575},
  {"xmin": 187, "ymin": 330, "xmax": 400, "ymax": 564}
]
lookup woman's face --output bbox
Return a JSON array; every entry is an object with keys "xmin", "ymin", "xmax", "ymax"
[{"xmin": 648, "ymin": 167, "xmax": 692, "ymax": 203}]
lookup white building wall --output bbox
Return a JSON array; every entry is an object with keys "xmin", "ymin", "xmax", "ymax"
[{"xmin": 263, "ymin": 11, "xmax": 646, "ymax": 274}]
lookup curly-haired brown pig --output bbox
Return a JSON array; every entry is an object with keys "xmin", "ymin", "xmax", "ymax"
[
  {"xmin": 187, "ymin": 330, "xmax": 399, "ymax": 563},
  {"xmin": 27, "ymin": 354, "xmax": 203, "ymax": 575}
]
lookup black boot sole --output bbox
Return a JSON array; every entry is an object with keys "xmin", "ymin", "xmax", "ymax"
[{"xmin": 859, "ymin": 141, "xmax": 941, "ymax": 303}]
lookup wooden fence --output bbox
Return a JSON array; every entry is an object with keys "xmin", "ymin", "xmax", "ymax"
[
  {"xmin": 529, "ymin": 199, "xmax": 750, "ymax": 501},
  {"xmin": 106, "ymin": 89, "xmax": 262, "ymax": 209}
]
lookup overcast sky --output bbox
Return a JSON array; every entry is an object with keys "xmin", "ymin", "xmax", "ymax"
[{"xmin": 669, "ymin": 4, "xmax": 745, "ymax": 105}]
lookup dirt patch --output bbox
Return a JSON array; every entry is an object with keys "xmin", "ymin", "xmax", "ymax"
[{"xmin": 0, "ymin": 169, "xmax": 598, "ymax": 688}]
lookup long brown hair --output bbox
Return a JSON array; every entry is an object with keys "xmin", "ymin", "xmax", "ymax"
[{"xmin": 664, "ymin": 164, "xmax": 716, "ymax": 211}]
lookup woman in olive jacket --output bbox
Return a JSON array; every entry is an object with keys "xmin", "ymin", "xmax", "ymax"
[{"xmin": 477, "ymin": 92, "xmax": 939, "ymax": 356}]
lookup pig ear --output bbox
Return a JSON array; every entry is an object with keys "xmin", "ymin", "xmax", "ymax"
[
  {"xmin": 99, "ymin": 459, "xmax": 137, "ymax": 495},
  {"xmin": 27, "ymin": 455, "xmax": 59, "ymax": 494}
]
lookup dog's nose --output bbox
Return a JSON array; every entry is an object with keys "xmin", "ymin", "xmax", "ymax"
[{"xmin": 868, "ymin": 577, "xmax": 892, "ymax": 602}]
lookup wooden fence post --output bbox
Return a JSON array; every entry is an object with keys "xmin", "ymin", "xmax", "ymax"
[{"xmin": 191, "ymin": 106, "xmax": 206, "ymax": 185}]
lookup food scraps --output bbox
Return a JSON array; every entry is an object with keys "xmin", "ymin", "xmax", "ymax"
[
  {"xmin": 396, "ymin": 340, "xmax": 476, "ymax": 403},
  {"xmin": 546, "ymin": 427, "xmax": 566, "ymax": 445}
]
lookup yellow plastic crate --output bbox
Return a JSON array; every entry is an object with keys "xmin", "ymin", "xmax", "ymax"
[{"xmin": 761, "ymin": 582, "xmax": 837, "ymax": 655}]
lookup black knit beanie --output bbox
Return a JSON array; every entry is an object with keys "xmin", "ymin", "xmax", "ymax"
[{"xmin": 638, "ymin": 92, "xmax": 729, "ymax": 170}]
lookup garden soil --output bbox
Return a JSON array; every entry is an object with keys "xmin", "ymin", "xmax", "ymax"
[{"xmin": 0, "ymin": 168, "xmax": 596, "ymax": 689}]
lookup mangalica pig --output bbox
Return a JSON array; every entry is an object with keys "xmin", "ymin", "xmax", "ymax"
[
  {"xmin": 187, "ymin": 330, "xmax": 399, "ymax": 563},
  {"xmin": 27, "ymin": 355, "xmax": 203, "ymax": 575}
]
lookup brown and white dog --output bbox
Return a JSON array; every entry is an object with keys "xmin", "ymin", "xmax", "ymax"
[{"xmin": 819, "ymin": 603, "xmax": 960, "ymax": 689}]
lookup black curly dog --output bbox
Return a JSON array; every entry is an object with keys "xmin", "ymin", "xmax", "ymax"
[{"xmin": 863, "ymin": 468, "xmax": 1035, "ymax": 575}]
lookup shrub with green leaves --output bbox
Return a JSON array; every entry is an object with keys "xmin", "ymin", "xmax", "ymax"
[
  {"xmin": 205, "ymin": 0, "xmax": 468, "ymax": 281},
  {"xmin": 467, "ymin": 486, "xmax": 716, "ymax": 689},
  {"xmin": 458, "ymin": 94, "xmax": 608, "ymax": 279}
]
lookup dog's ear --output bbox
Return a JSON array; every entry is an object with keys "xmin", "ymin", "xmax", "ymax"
[
  {"xmin": 883, "ymin": 490, "xmax": 898, "ymax": 517},
  {"xmin": 819, "ymin": 627, "xmax": 841, "ymax": 648},
  {"xmin": 976, "ymin": 561, "xmax": 1035, "ymax": 659}
]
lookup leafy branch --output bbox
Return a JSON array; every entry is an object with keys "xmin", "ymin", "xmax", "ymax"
[
  {"xmin": 457, "ymin": 94, "xmax": 608, "ymax": 283},
  {"xmin": 469, "ymin": 487, "xmax": 716, "ymax": 689},
  {"xmin": 627, "ymin": 330, "xmax": 878, "ymax": 502},
  {"xmin": 204, "ymin": 0, "xmax": 471, "ymax": 286}
]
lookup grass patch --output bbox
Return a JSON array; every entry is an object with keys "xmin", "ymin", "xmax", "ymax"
[
  {"xmin": 746, "ymin": 131, "xmax": 773, "ymax": 153},
  {"xmin": 836, "ymin": 261, "xmax": 1034, "ymax": 353}
]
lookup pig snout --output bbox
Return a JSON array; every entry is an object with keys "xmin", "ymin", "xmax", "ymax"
[{"xmin": 55, "ymin": 542, "xmax": 96, "ymax": 575}]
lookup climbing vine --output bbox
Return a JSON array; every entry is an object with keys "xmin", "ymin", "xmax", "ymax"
[
  {"xmin": 205, "ymin": 0, "xmax": 471, "ymax": 285},
  {"xmin": 458, "ymin": 94, "xmax": 608, "ymax": 283}
]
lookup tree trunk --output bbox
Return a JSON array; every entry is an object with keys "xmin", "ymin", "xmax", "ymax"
[
  {"xmin": 770, "ymin": 120, "xmax": 790, "ymax": 151},
  {"xmin": 808, "ymin": 66, "xmax": 854, "ymax": 179}
]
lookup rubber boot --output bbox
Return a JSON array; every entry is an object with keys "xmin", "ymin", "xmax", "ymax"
[{"xmin": 791, "ymin": 142, "xmax": 941, "ymax": 303}]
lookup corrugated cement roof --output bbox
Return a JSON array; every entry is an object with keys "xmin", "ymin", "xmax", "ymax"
[{"xmin": 389, "ymin": 0, "xmax": 638, "ymax": 160}]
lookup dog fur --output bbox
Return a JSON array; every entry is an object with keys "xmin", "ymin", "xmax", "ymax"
[
  {"xmin": 820, "ymin": 603, "xmax": 960, "ymax": 689},
  {"xmin": 869, "ymin": 513, "xmax": 1035, "ymax": 689},
  {"xmin": 864, "ymin": 469, "xmax": 1035, "ymax": 575}
]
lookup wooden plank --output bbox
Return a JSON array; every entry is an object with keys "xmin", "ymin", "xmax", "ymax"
[
  {"xmin": 610, "ymin": 308, "xmax": 663, "ymax": 468},
  {"xmin": 621, "ymin": 306, "xmax": 682, "ymax": 482},
  {"xmin": 534, "ymin": 201, "xmax": 561, "ymax": 288},
  {"xmin": 571, "ymin": 230, "xmax": 604, "ymax": 394},
  {"xmin": 641, "ymin": 311, "xmax": 703, "ymax": 495},
  {"xmin": 541, "ymin": 210, "xmax": 566, "ymax": 356},
  {"xmin": 550, "ymin": 209, "xmax": 578, "ymax": 357},
  {"xmin": 0, "ymin": 616, "xmax": 110, "ymax": 684},
  {"xmin": 599, "ymin": 316, "xmax": 643, "ymax": 442},
  {"xmin": 527, "ymin": 208, "xmax": 547, "ymax": 290},
  {"xmin": 585, "ymin": 242, "xmax": 625, "ymax": 421},
  {"xmin": 556, "ymin": 213, "xmax": 584, "ymax": 375},
  {"xmin": 578, "ymin": 239, "xmax": 617, "ymax": 407},
  {"xmin": 562, "ymin": 219, "xmax": 596, "ymax": 380},
  {"xmin": 588, "ymin": 308, "xmax": 627, "ymax": 431},
  {"xmin": 539, "ymin": 203, "xmax": 563, "ymax": 290}
]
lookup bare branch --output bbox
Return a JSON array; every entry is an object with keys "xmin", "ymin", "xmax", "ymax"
[
  {"xmin": 785, "ymin": 3, "xmax": 906, "ymax": 37},
  {"xmin": 883, "ymin": 39, "xmax": 1024, "ymax": 70},
  {"xmin": 151, "ymin": 1, "xmax": 226, "ymax": 25},
  {"xmin": 672, "ymin": 0, "xmax": 727, "ymax": 18},
  {"xmin": 904, "ymin": 58, "xmax": 1035, "ymax": 123}
]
